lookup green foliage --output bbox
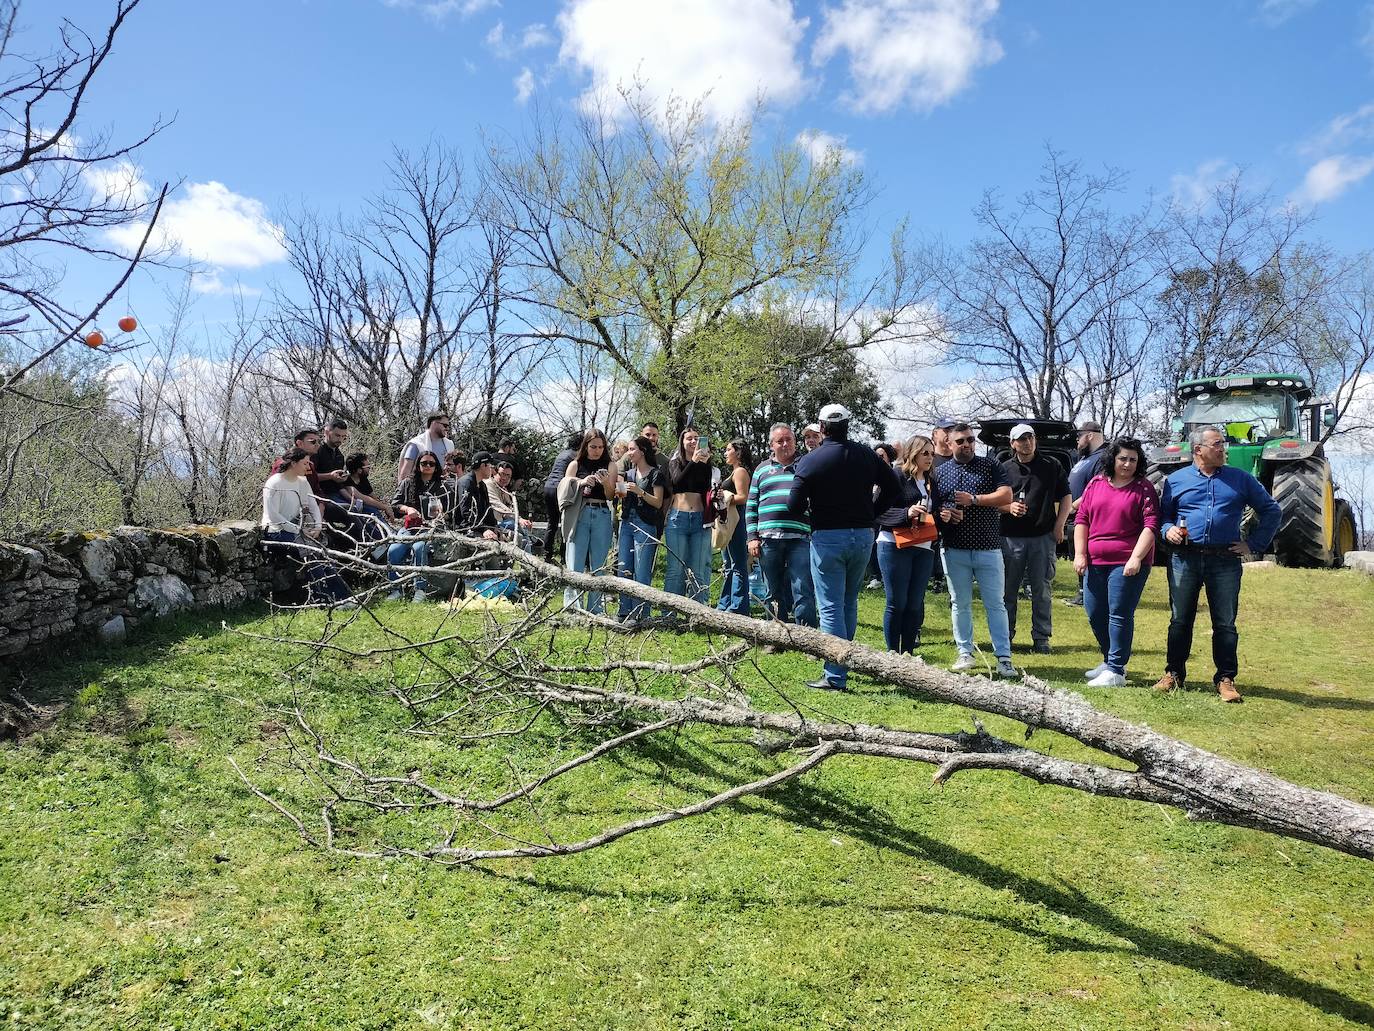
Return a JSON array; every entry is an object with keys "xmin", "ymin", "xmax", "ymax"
[{"xmin": 3, "ymin": 565, "xmax": 1374, "ymax": 1027}]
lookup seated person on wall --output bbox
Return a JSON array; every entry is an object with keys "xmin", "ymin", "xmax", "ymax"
[
  {"xmin": 260, "ymin": 447, "xmax": 355, "ymax": 607},
  {"xmin": 485, "ymin": 460, "xmax": 537, "ymax": 551},
  {"xmin": 342, "ymin": 452, "xmax": 395, "ymax": 540},
  {"xmin": 386, "ymin": 449, "xmax": 454, "ymax": 602}
]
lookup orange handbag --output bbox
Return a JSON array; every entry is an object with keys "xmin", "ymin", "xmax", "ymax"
[{"xmin": 893, "ymin": 517, "xmax": 938, "ymax": 549}]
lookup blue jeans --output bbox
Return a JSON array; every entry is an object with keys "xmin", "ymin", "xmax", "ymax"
[
  {"xmin": 716, "ymin": 516, "xmax": 751, "ymax": 615},
  {"xmin": 943, "ymin": 547, "xmax": 1012, "ymax": 659},
  {"xmin": 564, "ymin": 504, "xmax": 614, "ymax": 612},
  {"xmin": 386, "ymin": 532, "xmax": 432, "ymax": 593},
  {"xmin": 1166, "ymin": 549, "xmax": 1242, "ymax": 684},
  {"xmin": 876, "ymin": 541, "xmax": 934, "ymax": 653},
  {"xmin": 663, "ymin": 508, "xmax": 711, "ymax": 607},
  {"xmin": 617, "ymin": 510, "xmax": 660, "ymax": 621},
  {"xmin": 1084, "ymin": 563, "xmax": 1150, "ymax": 674},
  {"xmin": 264, "ymin": 530, "xmax": 351, "ymax": 603},
  {"xmin": 759, "ymin": 537, "xmax": 817, "ymax": 627},
  {"xmin": 810, "ymin": 528, "xmax": 873, "ymax": 687}
]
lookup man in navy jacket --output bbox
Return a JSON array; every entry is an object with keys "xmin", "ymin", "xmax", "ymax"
[{"xmin": 790, "ymin": 404, "xmax": 900, "ymax": 690}]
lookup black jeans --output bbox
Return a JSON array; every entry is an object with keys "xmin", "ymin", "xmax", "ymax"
[
  {"xmin": 1165, "ymin": 549, "xmax": 1243, "ymax": 684},
  {"xmin": 543, "ymin": 485, "xmax": 562, "ymax": 557}
]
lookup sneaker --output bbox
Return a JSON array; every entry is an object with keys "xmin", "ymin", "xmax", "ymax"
[
  {"xmin": 412, "ymin": 589, "xmax": 429, "ymax": 603},
  {"xmin": 1153, "ymin": 672, "xmax": 1181, "ymax": 694},
  {"xmin": 866, "ymin": 579, "xmax": 882, "ymax": 590},
  {"xmin": 950, "ymin": 653, "xmax": 977, "ymax": 673},
  {"xmin": 1032, "ymin": 641, "xmax": 1051, "ymax": 655},
  {"xmin": 994, "ymin": 657, "xmax": 1018, "ymax": 679},
  {"xmin": 337, "ymin": 599, "xmax": 360, "ymax": 610},
  {"xmin": 1064, "ymin": 591, "xmax": 1084, "ymax": 607},
  {"xmin": 1086, "ymin": 668, "xmax": 1126, "ymax": 687},
  {"xmin": 1084, "ymin": 662, "xmax": 1110, "ymax": 680},
  {"xmin": 1216, "ymin": 677, "xmax": 1243, "ymax": 703},
  {"xmin": 386, "ymin": 590, "xmax": 403, "ymax": 602},
  {"xmin": 805, "ymin": 677, "xmax": 846, "ymax": 691}
]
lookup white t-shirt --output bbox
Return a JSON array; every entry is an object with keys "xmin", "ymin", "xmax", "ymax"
[
  {"xmin": 261, "ymin": 473, "xmax": 321, "ymax": 534},
  {"xmin": 399, "ymin": 430, "xmax": 452, "ymax": 471}
]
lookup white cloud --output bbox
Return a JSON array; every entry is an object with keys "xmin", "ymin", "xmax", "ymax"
[
  {"xmin": 1168, "ymin": 158, "xmax": 1236, "ymax": 209},
  {"xmin": 487, "ymin": 19, "xmax": 554, "ymax": 58},
  {"xmin": 1303, "ymin": 102, "xmax": 1374, "ymax": 156},
  {"xmin": 812, "ymin": 0, "xmax": 1003, "ymax": 114},
  {"xmin": 82, "ymin": 159, "xmax": 151, "ymax": 206},
  {"xmin": 1292, "ymin": 154, "xmax": 1374, "ymax": 205},
  {"xmin": 1256, "ymin": 0, "xmax": 1317, "ymax": 26},
  {"xmin": 795, "ymin": 128, "xmax": 862, "ymax": 166},
  {"xmin": 558, "ymin": 0, "xmax": 808, "ymax": 124},
  {"xmin": 108, "ymin": 181, "xmax": 287, "ymax": 269},
  {"xmin": 382, "ymin": 0, "xmax": 498, "ymax": 22},
  {"xmin": 514, "ymin": 67, "xmax": 535, "ymax": 104}
]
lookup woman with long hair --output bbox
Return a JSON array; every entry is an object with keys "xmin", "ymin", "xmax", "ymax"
[
  {"xmin": 873, "ymin": 435, "xmax": 937, "ymax": 653},
  {"xmin": 715, "ymin": 438, "xmax": 755, "ymax": 615},
  {"xmin": 562, "ymin": 428, "xmax": 619, "ymax": 612},
  {"xmin": 260, "ymin": 447, "xmax": 354, "ymax": 606},
  {"xmin": 616, "ymin": 435, "xmax": 666, "ymax": 624},
  {"xmin": 1073, "ymin": 437, "xmax": 1160, "ymax": 687},
  {"xmin": 664, "ymin": 426, "xmax": 713, "ymax": 607},
  {"xmin": 386, "ymin": 449, "xmax": 449, "ymax": 601}
]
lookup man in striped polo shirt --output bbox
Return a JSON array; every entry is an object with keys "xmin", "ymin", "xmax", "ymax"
[{"xmin": 746, "ymin": 423, "xmax": 817, "ymax": 629}]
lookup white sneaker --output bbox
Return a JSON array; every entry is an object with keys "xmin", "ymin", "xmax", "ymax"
[
  {"xmin": 866, "ymin": 579, "xmax": 882, "ymax": 590},
  {"xmin": 994, "ymin": 657, "xmax": 1018, "ymax": 679},
  {"xmin": 1086, "ymin": 668, "xmax": 1126, "ymax": 687},
  {"xmin": 1084, "ymin": 662, "xmax": 1110, "ymax": 680},
  {"xmin": 386, "ymin": 590, "xmax": 403, "ymax": 601},
  {"xmin": 412, "ymin": 589, "xmax": 429, "ymax": 603},
  {"xmin": 950, "ymin": 653, "xmax": 976, "ymax": 673}
]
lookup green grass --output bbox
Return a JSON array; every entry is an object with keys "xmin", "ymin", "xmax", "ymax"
[{"xmin": 3, "ymin": 561, "xmax": 1374, "ymax": 1030}]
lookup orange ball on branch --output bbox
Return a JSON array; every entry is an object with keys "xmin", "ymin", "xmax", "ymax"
[{"xmin": 118, "ymin": 316, "xmax": 137, "ymax": 333}]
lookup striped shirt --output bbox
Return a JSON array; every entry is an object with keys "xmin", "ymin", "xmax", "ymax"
[{"xmin": 746, "ymin": 459, "xmax": 810, "ymax": 540}]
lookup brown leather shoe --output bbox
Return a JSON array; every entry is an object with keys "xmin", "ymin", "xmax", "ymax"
[
  {"xmin": 1216, "ymin": 677, "xmax": 1243, "ymax": 703},
  {"xmin": 1153, "ymin": 672, "xmax": 1180, "ymax": 694}
]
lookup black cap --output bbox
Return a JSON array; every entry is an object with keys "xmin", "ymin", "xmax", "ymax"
[
  {"xmin": 472, "ymin": 450, "xmax": 494, "ymax": 466},
  {"xmin": 1076, "ymin": 420, "xmax": 1103, "ymax": 434}
]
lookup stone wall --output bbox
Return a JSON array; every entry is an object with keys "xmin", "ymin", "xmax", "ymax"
[{"xmin": 0, "ymin": 521, "xmax": 288, "ymax": 658}]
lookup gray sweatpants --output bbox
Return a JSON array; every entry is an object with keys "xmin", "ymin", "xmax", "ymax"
[{"xmin": 1002, "ymin": 533, "xmax": 1057, "ymax": 644}]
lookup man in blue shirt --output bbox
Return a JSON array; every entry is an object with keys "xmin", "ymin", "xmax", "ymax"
[{"xmin": 1156, "ymin": 425, "xmax": 1281, "ymax": 702}]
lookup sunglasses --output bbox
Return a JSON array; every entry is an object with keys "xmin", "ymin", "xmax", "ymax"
[
  {"xmin": 951, "ymin": 436, "xmax": 975, "ymax": 446},
  {"xmin": 418, "ymin": 461, "xmax": 438, "ymax": 468}
]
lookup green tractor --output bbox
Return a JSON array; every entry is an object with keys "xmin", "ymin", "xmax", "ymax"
[{"xmin": 1146, "ymin": 373, "xmax": 1359, "ymax": 568}]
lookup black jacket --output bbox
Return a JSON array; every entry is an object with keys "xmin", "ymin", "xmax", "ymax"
[
  {"xmin": 875, "ymin": 471, "xmax": 931, "ymax": 528},
  {"xmin": 790, "ymin": 439, "xmax": 900, "ymax": 531}
]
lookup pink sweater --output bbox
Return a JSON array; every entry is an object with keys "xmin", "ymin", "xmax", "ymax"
[{"xmin": 1078, "ymin": 476, "xmax": 1160, "ymax": 566}]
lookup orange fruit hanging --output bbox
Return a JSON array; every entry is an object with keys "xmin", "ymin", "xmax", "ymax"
[
  {"xmin": 84, "ymin": 331, "xmax": 105, "ymax": 348},
  {"xmin": 118, "ymin": 316, "xmax": 137, "ymax": 332}
]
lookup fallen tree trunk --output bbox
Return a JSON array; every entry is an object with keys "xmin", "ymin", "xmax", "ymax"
[{"xmin": 235, "ymin": 533, "xmax": 1374, "ymax": 864}]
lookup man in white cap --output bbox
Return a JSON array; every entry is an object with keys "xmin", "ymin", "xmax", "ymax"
[
  {"xmin": 789, "ymin": 403, "xmax": 900, "ymax": 691},
  {"xmin": 999, "ymin": 423, "xmax": 1072, "ymax": 654}
]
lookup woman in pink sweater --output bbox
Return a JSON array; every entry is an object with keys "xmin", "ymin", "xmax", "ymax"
[{"xmin": 1072, "ymin": 438, "xmax": 1160, "ymax": 687}]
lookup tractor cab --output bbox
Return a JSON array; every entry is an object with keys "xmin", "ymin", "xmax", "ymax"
[{"xmin": 1174, "ymin": 374, "xmax": 1311, "ymax": 476}]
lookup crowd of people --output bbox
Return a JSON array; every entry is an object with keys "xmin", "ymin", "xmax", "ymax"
[{"xmin": 260, "ymin": 405, "xmax": 1283, "ymax": 702}]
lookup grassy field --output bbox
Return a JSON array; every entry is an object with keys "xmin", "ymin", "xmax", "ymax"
[{"xmin": 2, "ymin": 560, "xmax": 1373, "ymax": 1030}]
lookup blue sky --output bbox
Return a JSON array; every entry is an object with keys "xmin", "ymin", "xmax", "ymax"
[{"xmin": 33, "ymin": 0, "xmax": 1374, "ymax": 330}]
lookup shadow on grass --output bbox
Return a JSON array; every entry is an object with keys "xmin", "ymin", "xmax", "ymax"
[
  {"xmin": 1240, "ymin": 684, "xmax": 1374, "ymax": 711},
  {"xmin": 491, "ymin": 762, "xmax": 1374, "ymax": 1026}
]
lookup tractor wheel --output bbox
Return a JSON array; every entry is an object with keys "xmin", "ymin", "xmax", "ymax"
[
  {"xmin": 1332, "ymin": 499, "xmax": 1358, "ymax": 568},
  {"xmin": 1271, "ymin": 458, "xmax": 1331, "ymax": 568}
]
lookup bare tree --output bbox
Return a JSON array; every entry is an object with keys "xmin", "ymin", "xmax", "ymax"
[
  {"xmin": 266, "ymin": 144, "xmax": 486, "ymax": 453},
  {"xmin": 1153, "ymin": 173, "xmax": 1322, "ymax": 414},
  {"xmin": 0, "ymin": 0, "xmax": 170, "ymax": 394},
  {"xmin": 921, "ymin": 146, "xmax": 1160, "ymax": 422}
]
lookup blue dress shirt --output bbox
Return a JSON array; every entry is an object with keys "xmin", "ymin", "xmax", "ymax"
[{"xmin": 1159, "ymin": 464, "xmax": 1281, "ymax": 552}]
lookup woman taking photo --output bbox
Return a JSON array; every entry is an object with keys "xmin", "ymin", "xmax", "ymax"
[
  {"xmin": 616, "ymin": 435, "xmax": 665, "ymax": 624},
  {"xmin": 562, "ymin": 429, "xmax": 619, "ymax": 613},
  {"xmin": 715, "ymin": 438, "xmax": 754, "ymax": 615},
  {"xmin": 260, "ymin": 447, "xmax": 353, "ymax": 606},
  {"xmin": 664, "ymin": 426, "xmax": 713, "ymax": 607},
  {"xmin": 873, "ymin": 435, "xmax": 937, "ymax": 653},
  {"xmin": 387, "ymin": 449, "xmax": 449, "ymax": 601},
  {"xmin": 1073, "ymin": 437, "xmax": 1160, "ymax": 687}
]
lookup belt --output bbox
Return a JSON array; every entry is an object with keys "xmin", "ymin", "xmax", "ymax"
[
  {"xmin": 1180, "ymin": 543, "xmax": 1236, "ymax": 555},
  {"xmin": 583, "ymin": 499, "xmax": 609, "ymax": 507}
]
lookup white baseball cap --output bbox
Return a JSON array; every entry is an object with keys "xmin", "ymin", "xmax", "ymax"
[
  {"xmin": 1010, "ymin": 423, "xmax": 1035, "ymax": 439},
  {"xmin": 818, "ymin": 403, "xmax": 852, "ymax": 423}
]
